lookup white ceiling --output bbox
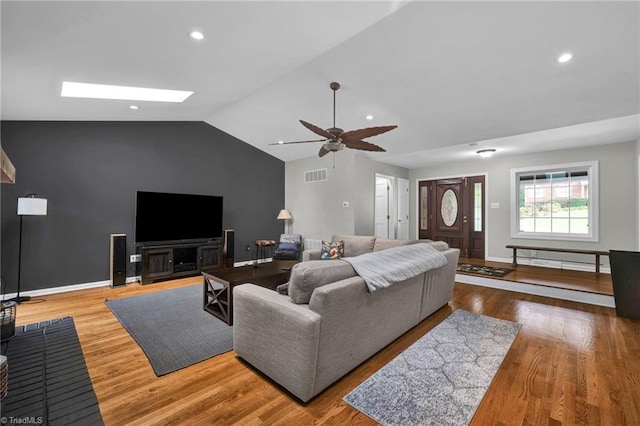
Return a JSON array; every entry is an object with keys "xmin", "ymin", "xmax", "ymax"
[{"xmin": 2, "ymin": 1, "xmax": 639, "ymax": 168}]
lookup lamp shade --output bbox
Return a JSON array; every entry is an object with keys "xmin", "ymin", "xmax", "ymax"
[
  {"xmin": 17, "ymin": 197, "xmax": 47, "ymax": 216},
  {"xmin": 277, "ymin": 209, "xmax": 292, "ymax": 220}
]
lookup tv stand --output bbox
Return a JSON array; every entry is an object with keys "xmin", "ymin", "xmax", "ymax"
[{"xmin": 139, "ymin": 240, "xmax": 222, "ymax": 284}]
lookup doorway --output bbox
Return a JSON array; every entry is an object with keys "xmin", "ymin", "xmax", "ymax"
[
  {"xmin": 375, "ymin": 175, "xmax": 394, "ymax": 238},
  {"xmin": 397, "ymin": 178, "xmax": 409, "ymax": 240},
  {"xmin": 418, "ymin": 175, "xmax": 485, "ymax": 259}
]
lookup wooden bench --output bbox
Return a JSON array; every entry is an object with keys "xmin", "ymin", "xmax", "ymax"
[{"xmin": 505, "ymin": 245, "xmax": 609, "ymax": 276}]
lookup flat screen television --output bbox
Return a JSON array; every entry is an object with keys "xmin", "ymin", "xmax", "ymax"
[{"xmin": 135, "ymin": 191, "xmax": 223, "ymax": 245}]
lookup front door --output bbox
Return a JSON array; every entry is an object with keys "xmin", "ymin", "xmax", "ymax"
[{"xmin": 418, "ymin": 175, "xmax": 485, "ymax": 259}]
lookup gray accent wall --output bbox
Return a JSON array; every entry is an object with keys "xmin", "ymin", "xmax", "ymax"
[
  {"xmin": 637, "ymin": 137, "xmax": 640, "ymax": 248},
  {"xmin": 1, "ymin": 121, "xmax": 284, "ymax": 293},
  {"xmin": 409, "ymin": 141, "xmax": 638, "ymax": 265},
  {"xmin": 285, "ymin": 151, "xmax": 408, "ymax": 240}
]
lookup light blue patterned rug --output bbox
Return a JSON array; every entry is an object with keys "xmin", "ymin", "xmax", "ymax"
[{"xmin": 343, "ymin": 309, "xmax": 521, "ymax": 425}]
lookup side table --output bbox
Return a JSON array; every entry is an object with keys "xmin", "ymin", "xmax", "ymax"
[{"xmin": 255, "ymin": 239, "xmax": 276, "ymax": 262}]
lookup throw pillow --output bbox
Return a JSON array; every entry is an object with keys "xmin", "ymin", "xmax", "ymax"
[
  {"xmin": 276, "ymin": 282, "xmax": 289, "ymax": 295},
  {"xmin": 277, "ymin": 242, "xmax": 298, "ymax": 251},
  {"xmin": 321, "ymin": 240, "xmax": 344, "ymax": 260}
]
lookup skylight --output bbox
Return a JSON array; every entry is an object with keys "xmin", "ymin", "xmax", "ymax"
[{"xmin": 61, "ymin": 82, "xmax": 193, "ymax": 103}]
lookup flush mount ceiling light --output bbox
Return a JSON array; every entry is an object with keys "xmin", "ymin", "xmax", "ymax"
[
  {"xmin": 557, "ymin": 52, "xmax": 573, "ymax": 63},
  {"xmin": 189, "ymin": 31, "xmax": 204, "ymax": 40},
  {"xmin": 477, "ymin": 149, "xmax": 496, "ymax": 158},
  {"xmin": 129, "ymin": 105, "xmax": 139, "ymax": 110},
  {"xmin": 61, "ymin": 82, "xmax": 193, "ymax": 103},
  {"xmin": 366, "ymin": 115, "xmax": 374, "ymax": 120}
]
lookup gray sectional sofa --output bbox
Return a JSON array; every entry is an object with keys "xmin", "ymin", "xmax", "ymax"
[{"xmin": 233, "ymin": 234, "xmax": 460, "ymax": 402}]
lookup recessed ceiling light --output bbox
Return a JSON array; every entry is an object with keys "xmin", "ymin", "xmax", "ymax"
[
  {"xmin": 557, "ymin": 52, "xmax": 573, "ymax": 63},
  {"xmin": 189, "ymin": 31, "xmax": 204, "ymax": 40},
  {"xmin": 366, "ymin": 115, "xmax": 374, "ymax": 120},
  {"xmin": 277, "ymin": 140, "xmax": 284, "ymax": 144},
  {"xmin": 477, "ymin": 149, "xmax": 496, "ymax": 158},
  {"xmin": 129, "ymin": 105, "xmax": 139, "ymax": 110},
  {"xmin": 61, "ymin": 82, "xmax": 193, "ymax": 103}
]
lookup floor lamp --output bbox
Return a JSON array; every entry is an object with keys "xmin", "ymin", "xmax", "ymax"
[
  {"xmin": 10, "ymin": 194, "xmax": 48, "ymax": 304},
  {"xmin": 277, "ymin": 209, "xmax": 292, "ymax": 234}
]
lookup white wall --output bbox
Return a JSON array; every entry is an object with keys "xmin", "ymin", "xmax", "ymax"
[
  {"xmin": 353, "ymin": 156, "xmax": 408, "ymax": 235},
  {"xmin": 285, "ymin": 141, "xmax": 638, "ymax": 259},
  {"xmin": 409, "ymin": 142, "xmax": 638, "ymax": 264},
  {"xmin": 285, "ymin": 151, "xmax": 408, "ymax": 240},
  {"xmin": 285, "ymin": 151, "xmax": 356, "ymax": 240}
]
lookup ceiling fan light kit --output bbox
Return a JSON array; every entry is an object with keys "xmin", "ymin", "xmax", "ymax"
[{"xmin": 272, "ymin": 82, "xmax": 397, "ymax": 158}]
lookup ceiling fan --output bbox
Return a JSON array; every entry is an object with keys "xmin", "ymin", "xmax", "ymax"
[{"xmin": 270, "ymin": 82, "xmax": 397, "ymax": 158}]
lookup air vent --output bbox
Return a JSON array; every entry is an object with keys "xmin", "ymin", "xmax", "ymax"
[{"xmin": 304, "ymin": 168, "xmax": 328, "ymax": 183}]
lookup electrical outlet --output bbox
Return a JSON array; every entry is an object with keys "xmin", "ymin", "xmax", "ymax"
[{"xmin": 130, "ymin": 254, "xmax": 142, "ymax": 263}]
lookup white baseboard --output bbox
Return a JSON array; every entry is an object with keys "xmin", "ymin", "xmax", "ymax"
[
  {"xmin": 486, "ymin": 256, "xmax": 611, "ymax": 275},
  {"xmin": 233, "ymin": 257, "xmax": 273, "ymax": 267},
  {"xmin": 456, "ymin": 273, "xmax": 615, "ymax": 308},
  {"xmin": 2, "ymin": 276, "xmax": 142, "ymax": 300}
]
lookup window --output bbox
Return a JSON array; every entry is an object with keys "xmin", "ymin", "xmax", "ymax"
[
  {"xmin": 511, "ymin": 161, "xmax": 598, "ymax": 241},
  {"xmin": 474, "ymin": 182, "xmax": 482, "ymax": 232},
  {"xmin": 420, "ymin": 184, "xmax": 429, "ymax": 230}
]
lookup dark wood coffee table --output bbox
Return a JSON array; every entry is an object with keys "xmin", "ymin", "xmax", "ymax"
[{"xmin": 202, "ymin": 260, "xmax": 298, "ymax": 325}]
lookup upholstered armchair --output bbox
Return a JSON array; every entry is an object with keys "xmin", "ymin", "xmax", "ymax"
[{"xmin": 272, "ymin": 234, "xmax": 302, "ymax": 260}]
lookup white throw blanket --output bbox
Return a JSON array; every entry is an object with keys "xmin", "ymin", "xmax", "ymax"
[{"xmin": 342, "ymin": 243, "xmax": 448, "ymax": 293}]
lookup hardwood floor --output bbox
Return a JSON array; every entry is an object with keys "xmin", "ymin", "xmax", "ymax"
[
  {"xmin": 12, "ymin": 275, "xmax": 639, "ymax": 425},
  {"xmin": 458, "ymin": 257, "xmax": 614, "ymax": 296}
]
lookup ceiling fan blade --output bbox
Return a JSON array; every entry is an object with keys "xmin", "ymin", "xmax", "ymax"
[
  {"xmin": 300, "ymin": 120, "xmax": 336, "ymax": 140},
  {"xmin": 341, "ymin": 125, "xmax": 397, "ymax": 142},
  {"xmin": 268, "ymin": 138, "xmax": 327, "ymax": 146},
  {"xmin": 344, "ymin": 139, "xmax": 386, "ymax": 152},
  {"xmin": 318, "ymin": 146, "xmax": 331, "ymax": 157}
]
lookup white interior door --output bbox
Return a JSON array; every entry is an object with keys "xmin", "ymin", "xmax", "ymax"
[
  {"xmin": 397, "ymin": 178, "xmax": 409, "ymax": 239},
  {"xmin": 375, "ymin": 175, "xmax": 394, "ymax": 238}
]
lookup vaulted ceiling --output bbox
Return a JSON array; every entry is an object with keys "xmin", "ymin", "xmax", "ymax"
[{"xmin": 2, "ymin": 1, "xmax": 638, "ymax": 168}]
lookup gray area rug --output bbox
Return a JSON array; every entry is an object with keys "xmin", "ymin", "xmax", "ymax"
[
  {"xmin": 343, "ymin": 309, "xmax": 521, "ymax": 426},
  {"xmin": 106, "ymin": 284, "xmax": 233, "ymax": 376},
  {"xmin": 0, "ymin": 317, "xmax": 103, "ymax": 425}
]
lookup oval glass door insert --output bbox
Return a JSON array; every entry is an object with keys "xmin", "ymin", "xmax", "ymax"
[{"xmin": 441, "ymin": 189, "xmax": 458, "ymax": 227}]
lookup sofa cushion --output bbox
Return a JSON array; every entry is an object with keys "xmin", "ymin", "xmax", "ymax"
[
  {"xmin": 288, "ymin": 260, "xmax": 357, "ymax": 304},
  {"xmin": 373, "ymin": 238, "xmax": 413, "ymax": 252},
  {"xmin": 321, "ymin": 240, "xmax": 344, "ymax": 259},
  {"xmin": 332, "ymin": 234, "xmax": 376, "ymax": 257}
]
